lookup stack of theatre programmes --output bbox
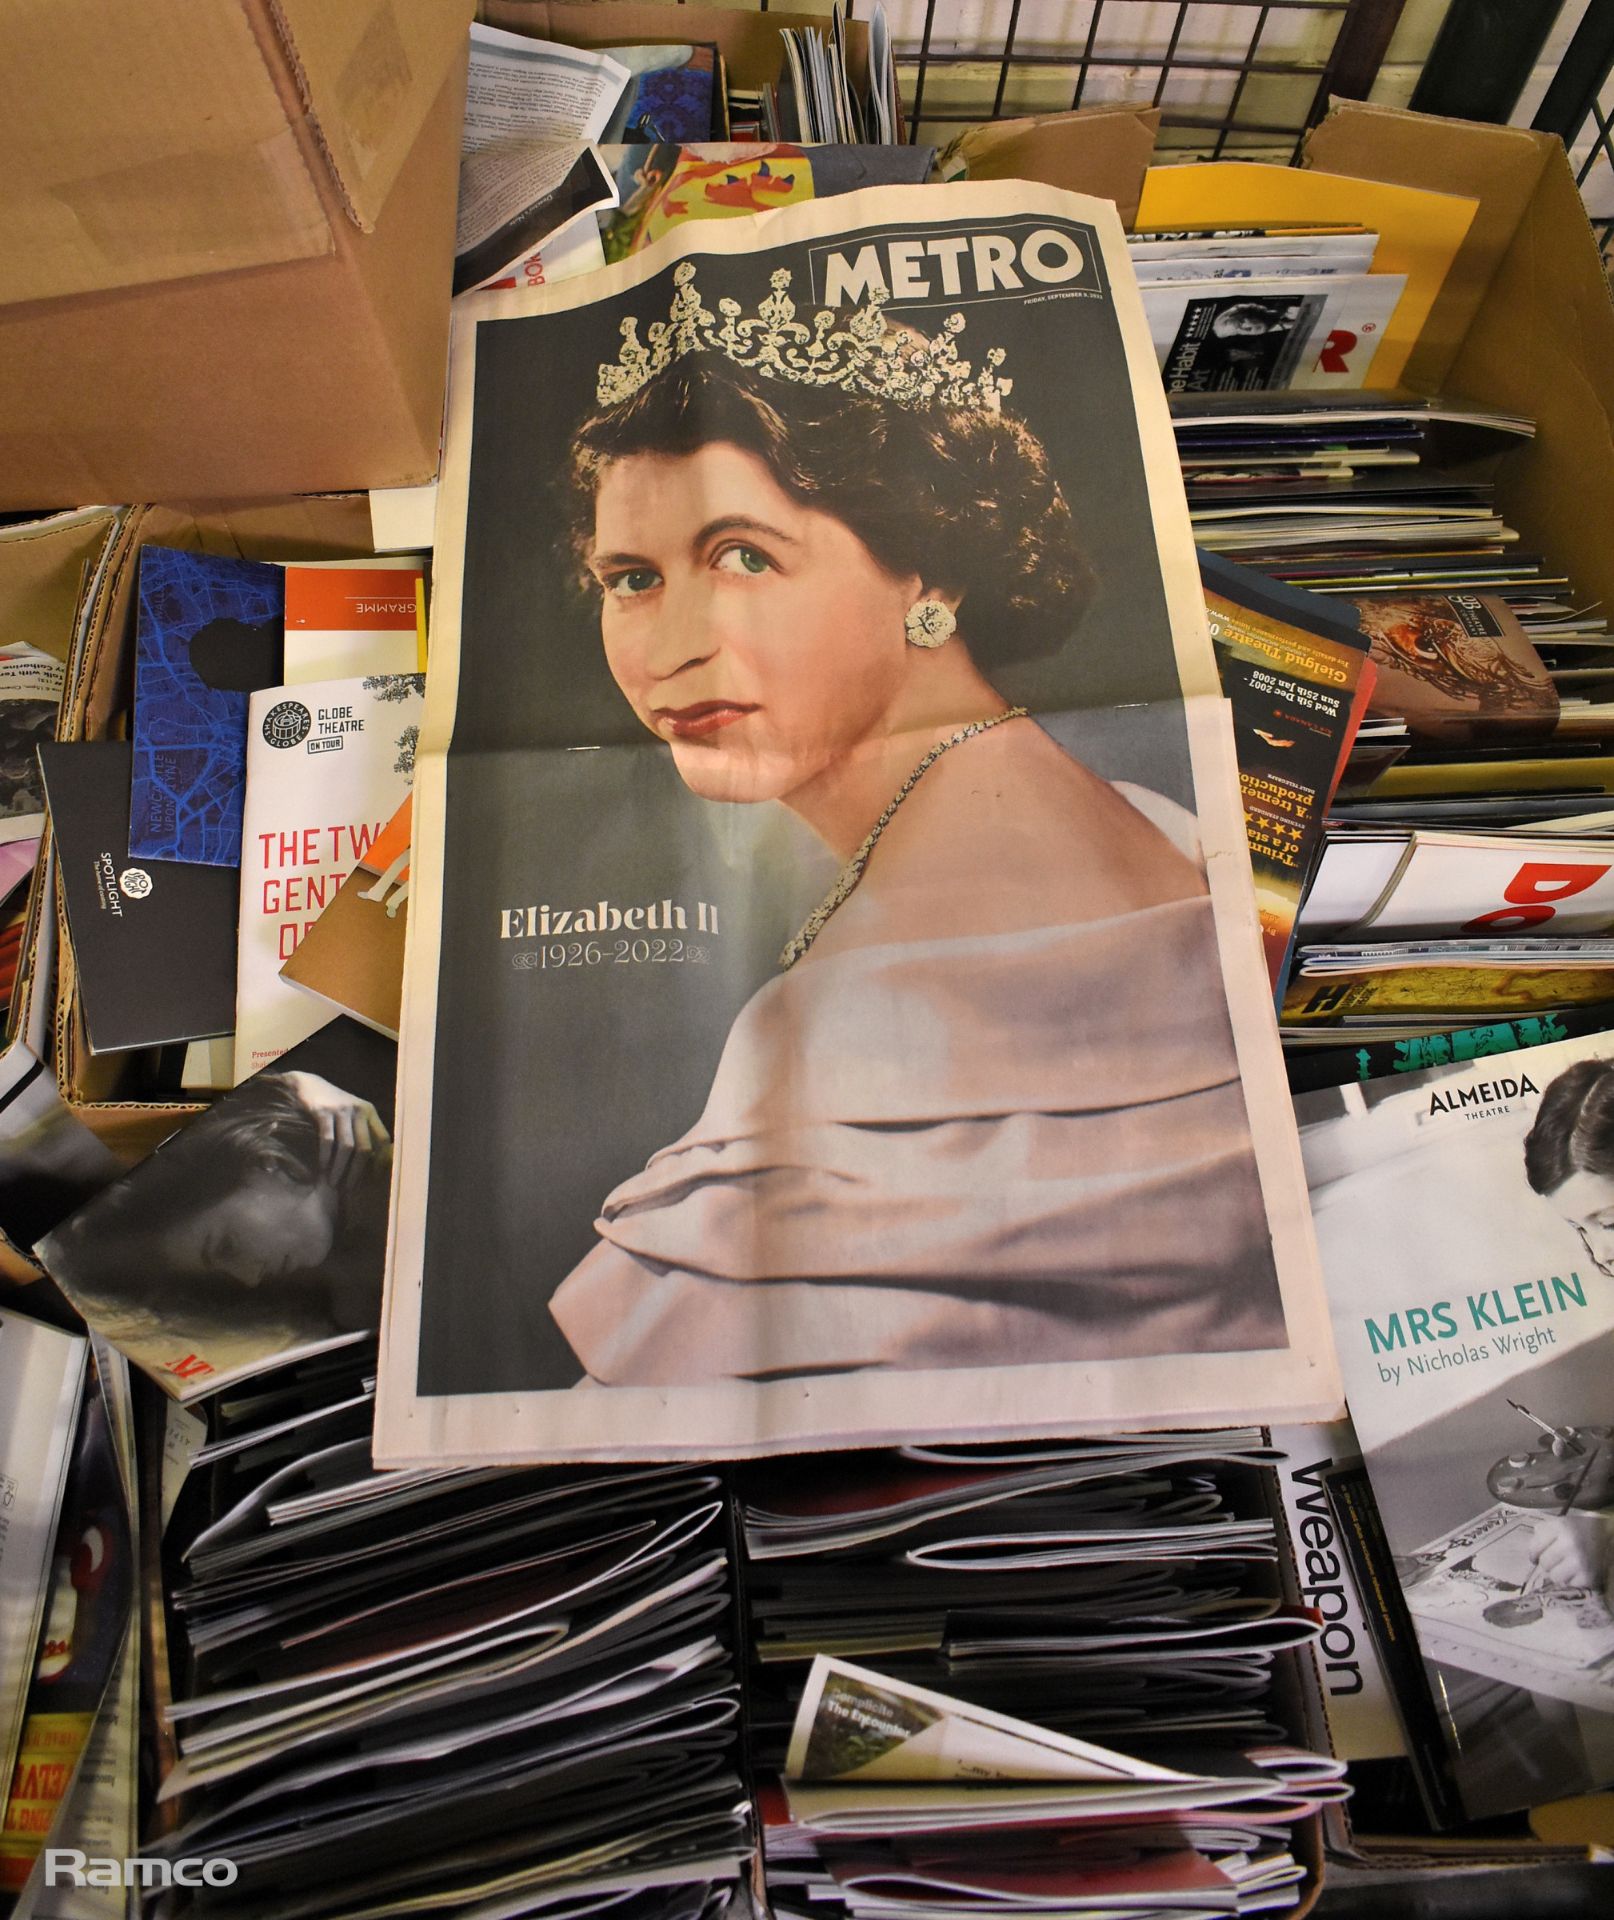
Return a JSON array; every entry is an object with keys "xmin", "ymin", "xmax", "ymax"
[
  {"xmin": 738, "ymin": 1436, "xmax": 1314, "ymax": 1762},
  {"xmin": 376, "ymin": 176, "xmax": 1340, "ymax": 1465},
  {"xmin": 1129, "ymin": 224, "xmax": 1407, "ymax": 395},
  {"xmin": 148, "ymin": 1380, "xmax": 748, "ymax": 1919},
  {"xmin": 38, "ymin": 540, "xmax": 426, "ymax": 1103},
  {"xmin": 769, "ymin": 1658, "xmax": 1344, "ymax": 1919},
  {"xmin": 1164, "ymin": 385, "xmax": 1614, "ymax": 1075},
  {"xmin": 28, "ymin": 1016, "xmax": 750, "ymax": 1919}
]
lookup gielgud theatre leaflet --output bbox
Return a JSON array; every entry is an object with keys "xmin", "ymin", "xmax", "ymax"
[
  {"xmin": 377, "ymin": 181, "xmax": 1339, "ymax": 1464},
  {"xmin": 1294, "ymin": 1035, "xmax": 1614, "ymax": 1819}
]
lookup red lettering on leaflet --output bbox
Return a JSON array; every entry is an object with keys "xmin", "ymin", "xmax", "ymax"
[
  {"xmin": 1463, "ymin": 861, "xmax": 1612, "ymax": 932},
  {"xmin": 1316, "ymin": 329, "xmax": 1356, "ymax": 375}
]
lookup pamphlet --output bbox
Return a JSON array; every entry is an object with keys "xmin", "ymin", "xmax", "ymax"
[
  {"xmin": 1294, "ymin": 1032, "xmax": 1614, "ymax": 1816},
  {"xmin": 787, "ymin": 1656, "xmax": 1185, "ymax": 1785},
  {"xmin": 280, "ymin": 796, "xmax": 412, "ymax": 1039},
  {"xmin": 1351, "ymin": 592, "xmax": 1559, "ymax": 742},
  {"xmin": 38, "ymin": 742, "xmax": 237, "ymax": 1054},
  {"xmin": 37, "ymin": 1019, "xmax": 397, "ymax": 1403},
  {"xmin": 601, "ymin": 45, "xmax": 722, "ymax": 145},
  {"xmin": 233, "ymin": 674, "xmax": 421, "ymax": 1083},
  {"xmin": 282, "ymin": 566, "xmax": 425, "ymax": 685},
  {"xmin": 1268, "ymin": 1421, "xmax": 1406, "ymax": 1762},
  {"xmin": 464, "ymin": 26, "xmax": 628, "ymax": 148},
  {"xmin": 130, "ymin": 547, "xmax": 284, "ymax": 868},
  {"xmin": 1201, "ymin": 552, "xmax": 1373, "ymax": 999}
]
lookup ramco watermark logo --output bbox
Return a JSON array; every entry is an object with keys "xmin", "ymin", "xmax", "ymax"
[{"xmin": 45, "ymin": 1850, "xmax": 238, "ymax": 1889}]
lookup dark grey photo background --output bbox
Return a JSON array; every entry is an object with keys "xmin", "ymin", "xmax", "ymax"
[{"xmin": 417, "ymin": 210, "xmax": 1201, "ymax": 1394}]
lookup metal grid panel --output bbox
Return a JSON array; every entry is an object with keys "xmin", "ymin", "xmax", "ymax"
[
  {"xmin": 897, "ymin": 0, "xmax": 1406, "ymax": 157},
  {"xmin": 1529, "ymin": 3, "xmax": 1614, "ymax": 264},
  {"xmin": 679, "ymin": 0, "xmax": 1410, "ymax": 160}
]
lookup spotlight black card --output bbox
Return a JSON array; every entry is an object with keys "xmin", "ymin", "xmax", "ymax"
[{"xmin": 40, "ymin": 740, "xmax": 237, "ymax": 1053}]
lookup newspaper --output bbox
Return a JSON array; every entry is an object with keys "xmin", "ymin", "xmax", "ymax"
[
  {"xmin": 454, "ymin": 140, "xmax": 614, "ymax": 296},
  {"xmin": 457, "ymin": 26, "xmax": 625, "ymax": 295},
  {"xmin": 377, "ymin": 181, "xmax": 1339, "ymax": 1465},
  {"xmin": 464, "ymin": 26, "xmax": 628, "ymax": 149},
  {"xmin": 786, "ymin": 1656, "xmax": 1185, "ymax": 1785}
]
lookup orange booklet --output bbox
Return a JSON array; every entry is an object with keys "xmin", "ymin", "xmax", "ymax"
[
  {"xmin": 283, "ymin": 565, "xmax": 424, "ymax": 684},
  {"xmin": 279, "ymin": 795, "xmax": 412, "ymax": 1039}
]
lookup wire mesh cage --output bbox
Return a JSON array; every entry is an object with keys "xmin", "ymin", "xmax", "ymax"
[
  {"xmin": 886, "ymin": 0, "xmax": 1412, "ymax": 157},
  {"xmin": 723, "ymin": 0, "xmax": 1418, "ymax": 158}
]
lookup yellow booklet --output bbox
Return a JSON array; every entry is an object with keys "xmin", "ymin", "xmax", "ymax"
[{"xmin": 1135, "ymin": 164, "xmax": 1478, "ymax": 389}]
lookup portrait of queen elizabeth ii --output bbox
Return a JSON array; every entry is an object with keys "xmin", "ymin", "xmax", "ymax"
[
  {"xmin": 388, "ymin": 192, "xmax": 1322, "ymax": 1449},
  {"xmin": 523, "ymin": 260, "xmax": 1283, "ymax": 1387}
]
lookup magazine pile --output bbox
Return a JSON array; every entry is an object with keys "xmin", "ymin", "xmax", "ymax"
[
  {"xmin": 767, "ymin": 1654, "xmax": 1346, "ymax": 1919},
  {"xmin": 376, "ymin": 178, "xmax": 1339, "ymax": 1464},
  {"xmin": 739, "ymin": 1438, "xmax": 1350, "ymax": 1916}
]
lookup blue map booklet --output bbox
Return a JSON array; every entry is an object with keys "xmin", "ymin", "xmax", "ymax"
[{"xmin": 131, "ymin": 546, "xmax": 284, "ymax": 866}]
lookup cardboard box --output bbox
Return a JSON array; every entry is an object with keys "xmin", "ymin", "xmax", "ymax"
[
  {"xmin": 0, "ymin": 1, "xmax": 474, "ymax": 508},
  {"xmin": 1304, "ymin": 103, "xmax": 1614, "ymax": 657}
]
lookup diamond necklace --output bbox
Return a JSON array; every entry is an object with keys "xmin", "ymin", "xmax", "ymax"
[{"xmin": 778, "ymin": 707, "xmax": 1029, "ymax": 970}]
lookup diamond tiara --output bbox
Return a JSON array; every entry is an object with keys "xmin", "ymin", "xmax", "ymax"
[{"xmin": 595, "ymin": 261, "xmax": 1012, "ymax": 414}]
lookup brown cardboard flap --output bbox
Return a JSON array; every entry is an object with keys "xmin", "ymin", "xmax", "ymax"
[
  {"xmin": 0, "ymin": 512, "xmax": 120, "ymax": 664},
  {"xmin": 1450, "ymin": 147, "xmax": 1614, "ymax": 644},
  {"xmin": 480, "ymin": 2, "xmax": 871, "ymax": 91},
  {"xmin": 944, "ymin": 106, "xmax": 1160, "ymax": 229},
  {"xmin": 271, "ymin": 0, "xmax": 474, "ymax": 231},
  {"xmin": 0, "ymin": 60, "xmax": 461, "ymax": 508},
  {"xmin": 0, "ymin": 0, "xmax": 333, "ymax": 308},
  {"xmin": 65, "ymin": 498, "xmax": 381, "ymax": 752},
  {"xmin": 1304, "ymin": 101, "xmax": 1554, "ymax": 395}
]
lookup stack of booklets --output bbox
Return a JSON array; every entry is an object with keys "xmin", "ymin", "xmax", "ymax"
[
  {"xmin": 738, "ymin": 1444, "xmax": 1349, "ymax": 1915},
  {"xmin": 765, "ymin": 1657, "xmax": 1344, "ymax": 1920},
  {"xmin": 776, "ymin": 4, "xmax": 896, "ymax": 146},
  {"xmin": 1167, "ymin": 393, "xmax": 1614, "ymax": 1068},
  {"xmin": 42, "ymin": 544, "xmax": 424, "ymax": 1095},
  {"xmin": 146, "ymin": 1357, "xmax": 749, "ymax": 1918},
  {"xmin": 1132, "ymin": 227, "xmax": 1408, "ymax": 393},
  {"xmin": 1174, "ymin": 392, "xmax": 1538, "ymax": 581}
]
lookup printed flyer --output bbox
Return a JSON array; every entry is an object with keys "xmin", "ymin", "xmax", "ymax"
[
  {"xmin": 378, "ymin": 181, "xmax": 1337, "ymax": 1464},
  {"xmin": 1296, "ymin": 1035, "xmax": 1614, "ymax": 1817}
]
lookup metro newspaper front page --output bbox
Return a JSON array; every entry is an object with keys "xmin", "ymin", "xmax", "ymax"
[{"xmin": 376, "ymin": 180, "xmax": 1340, "ymax": 1463}]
